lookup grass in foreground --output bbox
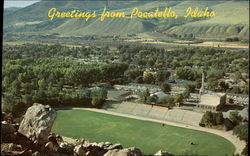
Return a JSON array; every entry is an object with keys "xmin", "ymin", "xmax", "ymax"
[{"xmin": 52, "ymin": 109, "xmax": 234, "ymax": 155}]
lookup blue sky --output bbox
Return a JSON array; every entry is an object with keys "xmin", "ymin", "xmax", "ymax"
[{"xmin": 4, "ymin": 1, "xmax": 40, "ymax": 8}]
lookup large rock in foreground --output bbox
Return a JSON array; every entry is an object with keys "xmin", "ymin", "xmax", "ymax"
[{"xmin": 18, "ymin": 103, "xmax": 57, "ymax": 150}]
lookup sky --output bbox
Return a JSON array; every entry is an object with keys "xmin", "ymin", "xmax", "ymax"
[{"xmin": 4, "ymin": 1, "xmax": 40, "ymax": 8}]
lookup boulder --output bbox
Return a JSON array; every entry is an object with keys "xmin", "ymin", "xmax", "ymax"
[
  {"xmin": 104, "ymin": 142, "xmax": 112, "ymax": 145},
  {"xmin": 123, "ymin": 147, "xmax": 142, "ymax": 156},
  {"xmin": 3, "ymin": 114, "xmax": 14, "ymax": 123},
  {"xmin": 74, "ymin": 145, "xmax": 86, "ymax": 156},
  {"xmin": 84, "ymin": 143, "xmax": 108, "ymax": 156},
  {"xmin": 104, "ymin": 149, "xmax": 129, "ymax": 156},
  {"xmin": 105, "ymin": 143, "xmax": 123, "ymax": 150},
  {"xmin": 154, "ymin": 150, "xmax": 174, "ymax": 156},
  {"xmin": 86, "ymin": 142, "xmax": 101, "ymax": 147},
  {"xmin": 7, "ymin": 143, "xmax": 23, "ymax": 151},
  {"xmin": 48, "ymin": 133, "xmax": 60, "ymax": 149},
  {"xmin": 55, "ymin": 134, "xmax": 64, "ymax": 144},
  {"xmin": 75, "ymin": 139, "xmax": 86, "ymax": 145},
  {"xmin": 18, "ymin": 103, "xmax": 57, "ymax": 150},
  {"xmin": 13, "ymin": 123, "xmax": 20, "ymax": 131},
  {"xmin": 32, "ymin": 151, "xmax": 42, "ymax": 156},
  {"xmin": 13, "ymin": 132, "xmax": 35, "ymax": 150},
  {"xmin": 1, "ymin": 121, "xmax": 17, "ymax": 142},
  {"xmin": 2, "ymin": 121, "xmax": 16, "ymax": 135},
  {"xmin": 102, "ymin": 142, "xmax": 112, "ymax": 149},
  {"xmin": 48, "ymin": 133, "xmax": 57, "ymax": 143},
  {"xmin": 104, "ymin": 147, "xmax": 142, "ymax": 156},
  {"xmin": 18, "ymin": 149, "xmax": 33, "ymax": 156},
  {"xmin": 45, "ymin": 141, "xmax": 54, "ymax": 151},
  {"xmin": 45, "ymin": 141, "xmax": 58, "ymax": 152},
  {"xmin": 58, "ymin": 142, "xmax": 75, "ymax": 154}
]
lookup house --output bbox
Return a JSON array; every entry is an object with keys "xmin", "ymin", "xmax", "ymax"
[
  {"xmin": 113, "ymin": 83, "xmax": 161, "ymax": 93},
  {"xmin": 163, "ymin": 79, "xmax": 176, "ymax": 84},
  {"xmin": 196, "ymin": 72, "xmax": 226, "ymax": 111},
  {"xmin": 150, "ymin": 92, "xmax": 168, "ymax": 103},
  {"xmin": 196, "ymin": 92, "xmax": 226, "ymax": 111}
]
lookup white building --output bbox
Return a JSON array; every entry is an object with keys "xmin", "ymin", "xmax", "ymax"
[{"xmin": 197, "ymin": 92, "xmax": 226, "ymax": 111}]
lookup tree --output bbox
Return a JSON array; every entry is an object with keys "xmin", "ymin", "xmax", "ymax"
[
  {"xmin": 11, "ymin": 102, "xmax": 26, "ymax": 117},
  {"xmin": 242, "ymin": 142, "xmax": 248, "ymax": 156},
  {"xmin": 147, "ymin": 95, "xmax": 158, "ymax": 104},
  {"xmin": 162, "ymin": 95, "xmax": 175, "ymax": 107},
  {"xmin": 2, "ymin": 94, "xmax": 15, "ymax": 113},
  {"xmin": 200, "ymin": 111, "xmax": 213, "ymax": 127},
  {"xmin": 91, "ymin": 97, "xmax": 104, "ymax": 108},
  {"xmin": 140, "ymin": 88, "xmax": 150, "ymax": 103},
  {"xmin": 21, "ymin": 82, "xmax": 32, "ymax": 94},
  {"xmin": 143, "ymin": 72, "xmax": 155, "ymax": 84},
  {"xmin": 10, "ymin": 80, "xmax": 21, "ymax": 96},
  {"xmin": 38, "ymin": 79, "xmax": 47, "ymax": 90},
  {"xmin": 207, "ymin": 78, "xmax": 218, "ymax": 91},
  {"xmin": 32, "ymin": 89, "xmax": 46, "ymax": 103},
  {"xmin": 155, "ymin": 70, "xmax": 170, "ymax": 83},
  {"xmin": 124, "ymin": 69, "xmax": 143, "ymax": 81},
  {"xmin": 64, "ymin": 69, "xmax": 80, "ymax": 87},
  {"xmin": 230, "ymin": 86, "xmax": 242, "ymax": 94},
  {"xmin": 2, "ymin": 76, "xmax": 10, "ymax": 92},
  {"xmin": 206, "ymin": 111, "xmax": 214, "ymax": 126},
  {"xmin": 47, "ymin": 73, "xmax": 56, "ymax": 84},
  {"xmin": 161, "ymin": 83, "xmax": 171, "ymax": 93},
  {"xmin": 22, "ymin": 94, "xmax": 33, "ymax": 106},
  {"xmin": 57, "ymin": 78, "xmax": 64, "ymax": 90},
  {"xmin": 91, "ymin": 87, "xmax": 107, "ymax": 101},
  {"xmin": 184, "ymin": 83, "xmax": 196, "ymax": 93},
  {"xmin": 242, "ymin": 84, "xmax": 249, "ymax": 95},
  {"xmin": 101, "ymin": 63, "xmax": 128, "ymax": 83},
  {"xmin": 229, "ymin": 111, "xmax": 242, "ymax": 126},
  {"xmin": 183, "ymin": 83, "xmax": 196, "ymax": 98},
  {"xmin": 195, "ymin": 79, "xmax": 201, "ymax": 89},
  {"xmin": 218, "ymin": 81, "xmax": 229, "ymax": 92},
  {"xmin": 233, "ymin": 123, "xmax": 248, "ymax": 141},
  {"xmin": 174, "ymin": 94, "xmax": 184, "ymax": 105},
  {"xmin": 200, "ymin": 111, "xmax": 225, "ymax": 127},
  {"xmin": 207, "ymin": 69, "xmax": 225, "ymax": 91},
  {"xmin": 215, "ymin": 112, "xmax": 224, "ymax": 125},
  {"xmin": 135, "ymin": 76, "xmax": 143, "ymax": 84},
  {"xmin": 147, "ymin": 58, "xmax": 155, "ymax": 67},
  {"xmin": 176, "ymin": 67, "xmax": 200, "ymax": 81},
  {"xmin": 182, "ymin": 89, "xmax": 190, "ymax": 98}
]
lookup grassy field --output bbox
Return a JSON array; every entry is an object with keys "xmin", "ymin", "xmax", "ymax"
[{"xmin": 52, "ymin": 109, "xmax": 234, "ymax": 155}]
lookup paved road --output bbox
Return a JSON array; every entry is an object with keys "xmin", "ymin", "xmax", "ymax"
[{"xmin": 58, "ymin": 107, "xmax": 246, "ymax": 154}]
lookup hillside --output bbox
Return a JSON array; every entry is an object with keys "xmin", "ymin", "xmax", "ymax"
[
  {"xmin": 165, "ymin": 1, "xmax": 249, "ymax": 39},
  {"xmin": 3, "ymin": 0, "xmax": 250, "ymax": 40},
  {"xmin": 52, "ymin": 17, "xmax": 156, "ymax": 35},
  {"xmin": 4, "ymin": 7, "xmax": 22, "ymax": 15}
]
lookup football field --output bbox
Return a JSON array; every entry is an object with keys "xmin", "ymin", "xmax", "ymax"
[{"xmin": 52, "ymin": 109, "xmax": 234, "ymax": 155}]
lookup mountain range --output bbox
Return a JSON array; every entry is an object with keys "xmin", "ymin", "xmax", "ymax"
[{"xmin": 3, "ymin": 0, "xmax": 249, "ymax": 40}]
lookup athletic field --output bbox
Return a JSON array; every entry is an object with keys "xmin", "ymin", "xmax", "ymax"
[{"xmin": 52, "ymin": 109, "xmax": 234, "ymax": 155}]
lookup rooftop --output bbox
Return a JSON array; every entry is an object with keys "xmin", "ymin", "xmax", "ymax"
[
  {"xmin": 151, "ymin": 92, "xmax": 168, "ymax": 99},
  {"xmin": 198, "ymin": 92, "xmax": 226, "ymax": 107}
]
